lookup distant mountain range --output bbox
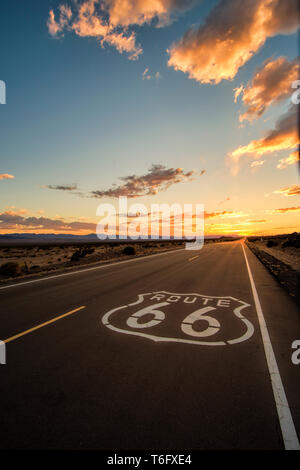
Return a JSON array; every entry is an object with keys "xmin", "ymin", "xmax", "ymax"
[
  {"xmin": 0, "ymin": 232, "xmax": 229, "ymax": 245},
  {"xmin": 0, "ymin": 233, "xmax": 98, "ymax": 241}
]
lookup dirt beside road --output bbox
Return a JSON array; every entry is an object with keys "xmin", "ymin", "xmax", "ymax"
[
  {"xmin": 0, "ymin": 241, "xmax": 184, "ymax": 283},
  {"xmin": 246, "ymin": 235, "xmax": 300, "ymax": 306}
]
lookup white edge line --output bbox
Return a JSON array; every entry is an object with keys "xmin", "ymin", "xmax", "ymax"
[
  {"xmin": 0, "ymin": 248, "xmax": 185, "ymax": 290},
  {"xmin": 242, "ymin": 243, "xmax": 299, "ymax": 450}
]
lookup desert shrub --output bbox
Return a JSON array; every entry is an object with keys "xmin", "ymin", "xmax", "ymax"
[
  {"xmin": 31, "ymin": 265, "xmax": 40, "ymax": 270},
  {"xmin": 70, "ymin": 250, "xmax": 82, "ymax": 262},
  {"xmin": 266, "ymin": 240, "xmax": 278, "ymax": 248},
  {"xmin": 282, "ymin": 239, "xmax": 300, "ymax": 249},
  {"xmin": 0, "ymin": 262, "xmax": 21, "ymax": 277},
  {"xmin": 123, "ymin": 246, "xmax": 136, "ymax": 256}
]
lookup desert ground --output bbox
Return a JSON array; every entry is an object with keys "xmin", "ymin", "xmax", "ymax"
[
  {"xmin": 246, "ymin": 233, "xmax": 300, "ymax": 305},
  {"xmin": 0, "ymin": 237, "xmax": 239, "ymax": 282}
]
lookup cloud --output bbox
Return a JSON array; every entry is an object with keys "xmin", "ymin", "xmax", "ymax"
[
  {"xmin": 277, "ymin": 149, "xmax": 299, "ymax": 169},
  {"xmin": 142, "ymin": 68, "xmax": 162, "ymax": 80},
  {"xmin": 272, "ymin": 206, "xmax": 300, "ymax": 213},
  {"xmin": 205, "ymin": 210, "xmax": 246, "ymax": 219},
  {"xmin": 167, "ymin": 0, "xmax": 299, "ymax": 84},
  {"xmin": 46, "ymin": 184, "xmax": 78, "ymax": 191},
  {"xmin": 0, "ymin": 211, "xmax": 96, "ymax": 233},
  {"xmin": 47, "ymin": 4, "xmax": 73, "ymax": 36},
  {"xmin": 48, "ymin": 0, "xmax": 142, "ymax": 60},
  {"xmin": 230, "ymin": 106, "xmax": 299, "ymax": 162},
  {"xmin": 90, "ymin": 164, "xmax": 197, "ymax": 198},
  {"xmin": 48, "ymin": 0, "xmax": 194, "ymax": 60},
  {"xmin": 237, "ymin": 57, "xmax": 299, "ymax": 122},
  {"xmin": 233, "ymin": 84, "xmax": 244, "ymax": 103},
  {"xmin": 4, "ymin": 209, "xmax": 28, "ymax": 216},
  {"xmin": 142, "ymin": 67, "xmax": 151, "ymax": 80},
  {"xmin": 0, "ymin": 173, "xmax": 15, "ymax": 180},
  {"xmin": 103, "ymin": 0, "xmax": 195, "ymax": 28},
  {"xmin": 251, "ymin": 160, "xmax": 265, "ymax": 167},
  {"xmin": 273, "ymin": 185, "xmax": 300, "ymax": 197},
  {"xmin": 246, "ymin": 219, "xmax": 267, "ymax": 223}
]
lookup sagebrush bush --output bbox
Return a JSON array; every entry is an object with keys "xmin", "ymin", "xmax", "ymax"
[
  {"xmin": 123, "ymin": 246, "xmax": 136, "ymax": 256},
  {"xmin": 282, "ymin": 239, "xmax": 300, "ymax": 249},
  {"xmin": 0, "ymin": 262, "xmax": 21, "ymax": 277},
  {"xmin": 266, "ymin": 240, "xmax": 278, "ymax": 248},
  {"xmin": 70, "ymin": 250, "xmax": 82, "ymax": 262},
  {"xmin": 70, "ymin": 246, "xmax": 95, "ymax": 262}
]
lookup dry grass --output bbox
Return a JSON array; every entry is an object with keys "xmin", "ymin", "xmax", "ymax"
[{"xmin": 0, "ymin": 241, "xmax": 184, "ymax": 281}]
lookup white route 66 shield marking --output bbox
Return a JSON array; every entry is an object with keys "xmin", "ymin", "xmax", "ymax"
[{"xmin": 101, "ymin": 291, "xmax": 254, "ymax": 346}]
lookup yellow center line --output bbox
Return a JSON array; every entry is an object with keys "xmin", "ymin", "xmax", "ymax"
[
  {"xmin": 3, "ymin": 306, "xmax": 86, "ymax": 344},
  {"xmin": 188, "ymin": 255, "xmax": 199, "ymax": 262}
]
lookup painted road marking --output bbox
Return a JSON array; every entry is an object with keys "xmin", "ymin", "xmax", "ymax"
[
  {"xmin": 242, "ymin": 243, "xmax": 299, "ymax": 450},
  {"xmin": 102, "ymin": 291, "xmax": 254, "ymax": 346},
  {"xmin": 188, "ymin": 255, "xmax": 199, "ymax": 262},
  {"xmin": 3, "ymin": 306, "xmax": 86, "ymax": 344},
  {"xmin": 0, "ymin": 248, "xmax": 185, "ymax": 291}
]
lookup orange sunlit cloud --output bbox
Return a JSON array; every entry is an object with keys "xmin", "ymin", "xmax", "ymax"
[
  {"xmin": 0, "ymin": 173, "xmax": 15, "ymax": 180},
  {"xmin": 48, "ymin": 0, "xmax": 193, "ymax": 60},
  {"xmin": 273, "ymin": 185, "xmax": 300, "ymax": 197},
  {"xmin": 4, "ymin": 209, "xmax": 28, "ymax": 216},
  {"xmin": 251, "ymin": 160, "xmax": 265, "ymax": 168},
  {"xmin": 271, "ymin": 206, "xmax": 300, "ymax": 213},
  {"xmin": 47, "ymin": 4, "xmax": 72, "ymax": 36},
  {"xmin": 104, "ymin": 0, "xmax": 194, "ymax": 28},
  {"xmin": 167, "ymin": 0, "xmax": 299, "ymax": 84},
  {"xmin": 237, "ymin": 57, "xmax": 299, "ymax": 122},
  {"xmin": 48, "ymin": 0, "xmax": 142, "ymax": 59},
  {"xmin": 205, "ymin": 210, "xmax": 247, "ymax": 219},
  {"xmin": 277, "ymin": 149, "xmax": 299, "ymax": 169},
  {"xmin": 230, "ymin": 106, "xmax": 298, "ymax": 162}
]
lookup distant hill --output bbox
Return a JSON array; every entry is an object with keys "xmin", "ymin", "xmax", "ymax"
[
  {"xmin": 0, "ymin": 233, "xmax": 98, "ymax": 241},
  {"xmin": 0, "ymin": 232, "xmax": 240, "ymax": 246}
]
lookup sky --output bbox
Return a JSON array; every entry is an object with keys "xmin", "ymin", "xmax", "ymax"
[{"xmin": 0, "ymin": 0, "xmax": 299, "ymax": 237}]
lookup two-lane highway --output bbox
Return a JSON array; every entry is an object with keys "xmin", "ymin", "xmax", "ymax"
[{"xmin": 1, "ymin": 241, "xmax": 299, "ymax": 449}]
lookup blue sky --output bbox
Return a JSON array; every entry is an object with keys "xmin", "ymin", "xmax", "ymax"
[{"xmin": 0, "ymin": 0, "xmax": 299, "ymax": 235}]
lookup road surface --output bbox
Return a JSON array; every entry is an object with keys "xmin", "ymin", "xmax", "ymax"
[{"xmin": 0, "ymin": 241, "xmax": 299, "ymax": 450}]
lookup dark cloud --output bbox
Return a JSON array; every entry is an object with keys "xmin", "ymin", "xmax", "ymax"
[
  {"xmin": 46, "ymin": 184, "xmax": 78, "ymax": 191},
  {"xmin": 90, "ymin": 164, "xmax": 197, "ymax": 198}
]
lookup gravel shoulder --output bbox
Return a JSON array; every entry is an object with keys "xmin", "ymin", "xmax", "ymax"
[{"xmin": 246, "ymin": 236, "xmax": 300, "ymax": 306}]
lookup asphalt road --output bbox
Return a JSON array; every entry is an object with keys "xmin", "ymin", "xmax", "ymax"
[{"xmin": 0, "ymin": 241, "xmax": 299, "ymax": 450}]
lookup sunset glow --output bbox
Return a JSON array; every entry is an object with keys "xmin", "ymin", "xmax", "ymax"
[{"xmin": 0, "ymin": 0, "xmax": 299, "ymax": 238}]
